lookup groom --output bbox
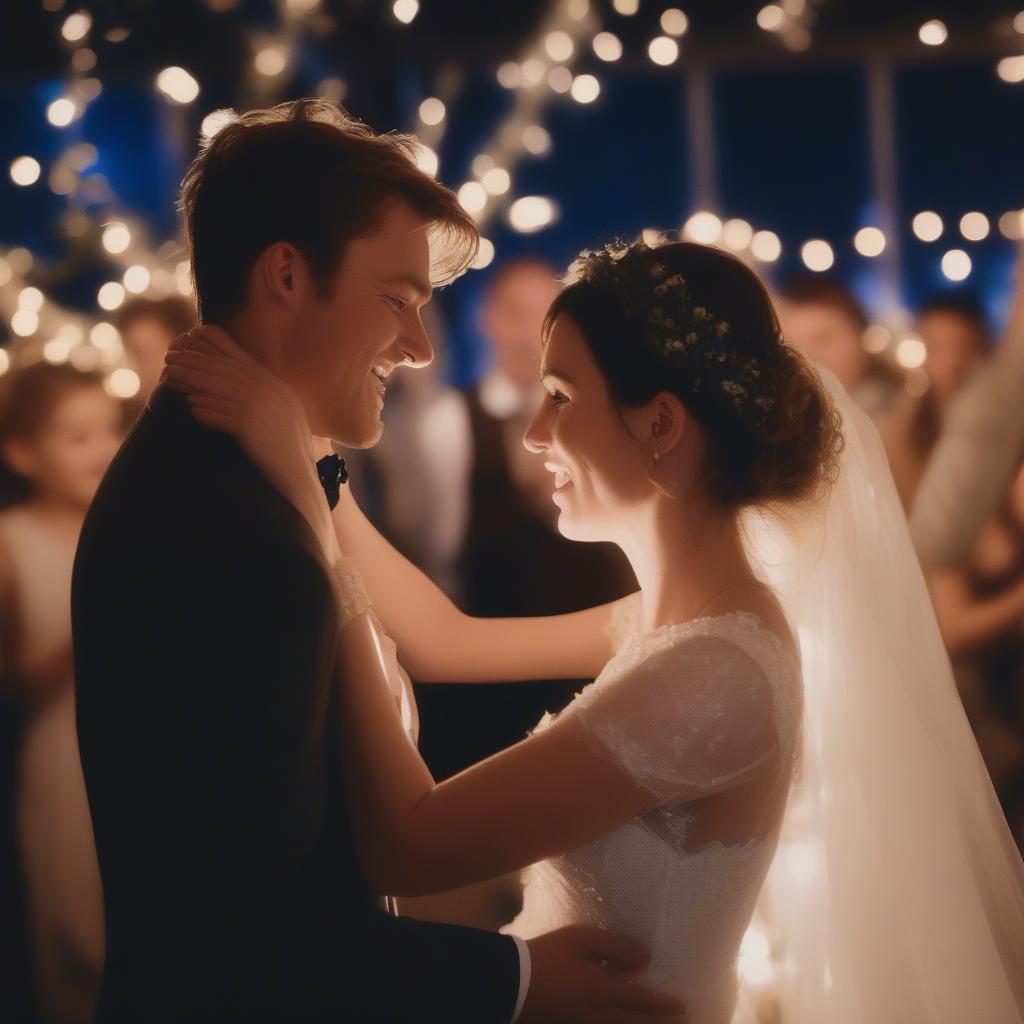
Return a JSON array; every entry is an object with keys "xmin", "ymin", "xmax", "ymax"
[{"xmin": 73, "ymin": 100, "xmax": 678, "ymax": 1022}]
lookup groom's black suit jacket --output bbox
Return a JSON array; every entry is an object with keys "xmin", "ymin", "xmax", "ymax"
[{"xmin": 73, "ymin": 387, "xmax": 521, "ymax": 1022}]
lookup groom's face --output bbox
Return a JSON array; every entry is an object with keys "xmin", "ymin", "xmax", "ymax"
[{"xmin": 286, "ymin": 199, "xmax": 435, "ymax": 445}]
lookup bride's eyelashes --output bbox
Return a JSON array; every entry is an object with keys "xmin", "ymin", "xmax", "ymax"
[{"xmin": 548, "ymin": 389, "xmax": 569, "ymax": 408}]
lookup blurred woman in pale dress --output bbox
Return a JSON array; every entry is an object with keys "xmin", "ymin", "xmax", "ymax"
[{"xmin": 0, "ymin": 363, "xmax": 121, "ymax": 1023}]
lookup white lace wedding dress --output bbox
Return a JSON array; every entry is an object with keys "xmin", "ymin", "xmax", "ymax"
[{"xmin": 503, "ymin": 594, "xmax": 803, "ymax": 1024}]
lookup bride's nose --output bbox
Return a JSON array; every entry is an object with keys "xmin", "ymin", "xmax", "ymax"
[{"xmin": 523, "ymin": 402, "xmax": 550, "ymax": 454}]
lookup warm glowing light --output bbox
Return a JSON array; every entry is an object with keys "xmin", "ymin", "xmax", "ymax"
[
  {"xmin": 508, "ymin": 196, "xmax": 557, "ymax": 233},
  {"xmin": 19, "ymin": 287, "xmax": 44, "ymax": 312},
  {"xmin": 102, "ymin": 222, "xmax": 132, "ymax": 254},
  {"xmin": 612, "ymin": 0, "xmax": 639, "ymax": 14},
  {"xmin": 642, "ymin": 228, "xmax": 667, "ymax": 247},
  {"xmin": 854, "ymin": 226, "xmax": 886, "ymax": 257},
  {"xmin": 156, "ymin": 66, "xmax": 200, "ymax": 103},
  {"xmin": 457, "ymin": 181, "xmax": 488, "ymax": 214},
  {"xmin": 520, "ymin": 59, "xmax": 547, "ymax": 87},
  {"xmin": 44, "ymin": 339, "xmax": 72, "ymax": 364},
  {"xmin": 751, "ymin": 230, "xmax": 782, "ymax": 262},
  {"xmin": 57, "ymin": 323, "xmax": 83, "ymax": 345},
  {"xmin": 201, "ymin": 109, "xmax": 235, "ymax": 139},
  {"xmin": 70, "ymin": 346, "xmax": 99, "ymax": 371},
  {"xmin": 72, "ymin": 47, "xmax": 97, "ymax": 72},
  {"xmin": 912, "ymin": 211, "xmax": 943, "ymax": 242},
  {"xmin": 47, "ymin": 97, "xmax": 78, "ymax": 127},
  {"xmin": 61, "ymin": 11, "xmax": 92, "ymax": 42},
  {"xmin": 722, "ymin": 218, "xmax": 753, "ymax": 251},
  {"xmin": 544, "ymin": 31, "xmax": 574, "ymax": 62},
  {"xmin": 1015, "ymin": 11, "xmax": 1024, "ymax": 33},
  {"xmin": 392, "ymin": 0, "xmax": 419, "ymax": 24},
  {"xmin": 412, "ymin": 142, "xmax": 438, "ymax": 177},
  {"xmin": 684, "ymin": 211, "xmax": 723, "ymax": 244},
  {"xmin": 0, "ymin": 350, "xmax": 9, "ymax": 376},
  {"xmin": 661, "ymin": 8, "xmax": 689, "ymax": 35},
  {"xmin": 285, "ymin": 0, "xmax": 321, "ymax": 12},
  {"xmin": 570, "ymin": 74, "xmax": 601, "ymax": 103},
  {"xmin": 863, "ymin": 324, "xmax": 892, "ymax": 354},
  {"xmin": 648, "ymin": 36, "xmax": 679, "ymax": 65},
  {"xmin": 997, "ymin": 56, "xmax": 1024, "ymax": 83},
  {"xmin": 472, "ymin": 238, "xmax": 495, "ymax": 270},
  {"xmin": 67, "ymin": 143, "xmax": 98, "ymax": 171},
  {"xmin": 941, "ymin": 248, "xmax": 972, "ymax": 282},
  {"xmin": 482, "ymin": 167, "xmax": 511, "ymax": 195},
  {"xmin": 90, "ymin": 322, "xmax": 121, "ymax": 350},
  {"xmin": 8, "ymin": 249, "xmax": 33, "ymax": 274},
  {"xmin": 98, "ymin": 282, "xmax": 126, "ymax": 311},
  {"xmin": 801, "ymin": 239, "xmax": 834, "ymax": 272},
  {"xmin": 918, "ymin": 19, "xmax": 947, "ymax": 46},
  {"xmin": 124, "ymin": 265, "xmax": 151, "ymax": 294},
  {"xmin": 521, "ymin": 125, "xmax": 551, "ymax": 155},
  {"xmin": 11, "ymin": 310, "xmax": 39, "ymax": 337},
  {"xmin": 959, "ymin": 211, "xmax": 989, "ymax": 241},
  {"xmin": 896, "ymin": 335, "xmax": 927, "ymax": 369},
  {"xmin": 105, "ymin": 368, "xmax": 141, "ymax": 399},
  {"xmin": 568, "ymin": 0, "xmax": 590, "ymax": 19},
  {"xmin": 418, "ymin": 97, "xmax": 446, "ymax": 125},
  {"xmin": 497, "ymin": 62, "xmax": 522, "ymax": 88},
  {"xmin": 10, "ymin": 157, "xmax": 41, "ymax": 186},
  {"xmin": 548, "ymin": 66, "xmax": 573, "ymax": 93},
  {"xmin": 999, "ymin": 210, "xmax": 1024, "ymax": 240},
  {"xmin": 757, "ymin": 4, "xmax": 785, "ymax": 31},
  {"xmin": 175, "ymin": 262, "xmax": 193, "ymax": 296},
  {"xmin": 0, "ymin": 259, "xmax": 11, "ymax": 288},
  {"xmin": 254, "ymin": 46, "xmax": 288, "ymax": 77},
  {"xmin": 593, "ymin": 32, "xmax": 623, "ymax": 61}
]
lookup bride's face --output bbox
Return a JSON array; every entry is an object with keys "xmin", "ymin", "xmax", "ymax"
[{"xmin": 524, "ymin": 314, "xmax": 657, "ymax": 542}]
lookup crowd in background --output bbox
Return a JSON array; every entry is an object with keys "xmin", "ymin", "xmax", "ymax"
[{"xmin": 2, "ymin": 252, "xmax": 1023, "ymax": 1022}]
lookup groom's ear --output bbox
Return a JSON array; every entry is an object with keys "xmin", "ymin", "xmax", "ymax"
[{"xmin": 260, "ymin": 242, "xmax": 303, "ymax": 305}]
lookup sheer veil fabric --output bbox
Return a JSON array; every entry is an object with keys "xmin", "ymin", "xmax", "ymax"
[{"xmin": 743, "ymin": 367, "xmax": 1024, "ymax": 1022}]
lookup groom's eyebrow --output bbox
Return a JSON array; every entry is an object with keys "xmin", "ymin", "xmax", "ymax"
[{"xmin": 383, "ymin": 275, "xmax": 432, "ymax": 302}]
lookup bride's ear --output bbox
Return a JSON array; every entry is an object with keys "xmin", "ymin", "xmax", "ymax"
[{"xmin": 623, "ymin": 391, "xmax": 688, "ymax": 458}]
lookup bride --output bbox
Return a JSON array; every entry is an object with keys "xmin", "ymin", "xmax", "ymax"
[{"xmin": 164, "ymin": 239, "xmax": 1024, "ymax": 1022}]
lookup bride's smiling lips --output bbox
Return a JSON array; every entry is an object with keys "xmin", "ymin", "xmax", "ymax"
[{"xmin": 545, "ymin": 462, "xmax": 574, "ymax": 493}]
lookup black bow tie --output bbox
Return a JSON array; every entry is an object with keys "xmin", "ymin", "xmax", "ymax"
[{"xmin": 316, "ymin": 453, "xmax": 348, "ymax": 511}]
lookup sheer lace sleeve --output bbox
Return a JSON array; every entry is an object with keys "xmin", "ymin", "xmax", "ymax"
[{"xmin": 569, "ymin": 629, "xmax": 784, "ymax": 807}]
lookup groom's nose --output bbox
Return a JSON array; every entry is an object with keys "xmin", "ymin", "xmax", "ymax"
[{"xmin": 398, "ymin": 314, "xmax": 433, "ymax": 368}]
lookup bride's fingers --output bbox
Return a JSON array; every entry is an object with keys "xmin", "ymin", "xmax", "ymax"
[
  {"xmin": 186, "ymin": 395, "xmax": 242, "ymax": 423},
  {"xmin": 168, "ymin": 331, "xmax": 194, "ymax": 355},
  {"xmin": 186, "ymin": 325, "xmax": 258, "ymax": 368},
  {"xmin": 166, "ymin": 363, "xmax": 249, "ymax": 403}
]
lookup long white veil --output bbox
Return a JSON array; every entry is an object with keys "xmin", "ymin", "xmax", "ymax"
[{"xmin": 742, "ymin": 367, "xmax": 1024, "ymax": 1022}]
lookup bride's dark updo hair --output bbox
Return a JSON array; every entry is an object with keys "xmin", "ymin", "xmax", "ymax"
[{"xmin": 546, "ymin": 240, "xmax": 843, "ymax": 509}]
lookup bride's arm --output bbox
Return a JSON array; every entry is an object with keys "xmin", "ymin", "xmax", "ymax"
[
  {"xmin": 333, "ymin": 485, "xmax": 629, "ymax": 682},
  {"xmin": 333, "ymin": 606, "xmax": 655, "ymax": 896}
]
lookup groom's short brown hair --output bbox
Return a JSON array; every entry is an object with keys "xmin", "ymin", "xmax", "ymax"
[{"xmin": 179, "ymin": 99, "xmax": 477, "ymax": 324}]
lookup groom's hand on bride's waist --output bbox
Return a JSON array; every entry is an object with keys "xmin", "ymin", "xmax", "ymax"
[{"xmin": 520, "ymin": 925, "xmax": 687, "ymax": 1024}]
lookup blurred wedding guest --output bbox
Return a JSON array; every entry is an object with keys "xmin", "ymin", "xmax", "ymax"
[
  {"xmin": 886, "ymin": 293, "xmax": 989, "ymax": 506},
  {"xmin": 912, "ymin": 261, "xmax": 1024, "ymax": 568},
  {"xmin": 778, "ymin": 274, "xmax": 905, "ymax": 426},
  {"xmin": 0, "ymin": 363, "xmax": 121, "ymax": 1022},
  {"xmin": 345, "ymin": 305, "xmax": 470, "ymax": 599},
  {"xmin": 117, "ymin": 296, "xmax": 196, "ymax": 421}
]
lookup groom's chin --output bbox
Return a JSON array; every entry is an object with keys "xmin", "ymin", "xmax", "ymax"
[{"xmin": 334, "ymin": 415, "xmax": 385, "ymax": 451}]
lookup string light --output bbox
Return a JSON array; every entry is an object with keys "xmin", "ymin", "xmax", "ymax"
[
  {"xmin": 61, "ymin": 11, "xmax": 92, "ymax": 42},
  {"xmin": 911, "ymin": 210, "xmax": 943, "ymax": 242},
  {"xmin": 18, "ymin": 288, "xmax": 44, "ymax": 312},
  {"xmin": 612, "ymin": 0, "xmax": 639, "ymax": 14},
  {"xmin": 472, "ymin": 238, "xmax": 495, "ymax": 270},
  {"xmin": 47, "ymin": 97, "xmax": 78, "ymax": 127},
  {"xmin": 570, "ymin": 74, "xmax": 601, "ymax": 103},
  {"xmin": 123, "ymin": 265, "xmax": 151, "ymax": 294},
  {"xmin": 544, "ymin": 31, "xmax": 575, "ymax": 62},
  {"xmin": 997, "ymin": 56, "xmax": 1024, "ymax": 83},
  {"xmin": 71, "ymin": 48, "xmax": 97, "ymax": 72},
  {"xmin": 156, "ymin": 66, "xmax": 200, "ymax": 103},
  {"xmin": 457, "ymin": 181, "xmax": 488, "ymax": 214},
  {"xmin": 105, "ymin": 368, "xmax": 142, "ymax": 399},
  {"xmin": 520, "ymin": 58, "xmax": 546, "ymax": 87},
  {"xmin": 497, "ymin": 62, "xmax": 522, "ymax": 89},
  {"xmin": 941, "ymin": 248, "xmax": 972, "ymax": 281},
  {"xmin": 254, "ymin": 46, "xmax": 288, "ymax": 77},
  {"xmin": 481, "ymin": 167, "xmax": 511, "ymax": 195},
  {"xmin": 918, "ymin": 20, "xmax": 947, "ymax": 46},
  {"xmin": 757, "ymin": 5, "xmax": 785, "ymax": 31},
  {"xmin": 11, "ymin": 310, "xmax": 39, "ymax": 337},
  {"xmin": 0, "ymin": 350, "xmax": 9, "ymax": 376},
  {"xmin": 392, "ymin": 0, "xmax": 419, "ymax": 25},
  {"xmin": 10, "ymin": 157, "xmax": 41, "ymax": 186},
  {"xmin": 722, "ymin": 218, "xmax": 753, "ymax": 251},
  {"xmin": 853, "ymin": 226, "xmax": 886, "ymax": 257},
  {"xmin": 201, "ymin": 109, "xmax": 235, "ymax": 139},
  {"xmin": 801, "ymin": 239, "xmax": 834, "ymax": 271},
  {"xmin": 418, "ymin": 97, "xmax": 446, "ymax": 126},
  {"xmin": 683, "ymin": 211, "xmax": 723, "ymax": 244},
  {"xmin": 43, "ymin": 339, "xmax": 72, "ymax": 364},
  {"xmin": 959, "ymin": 212, "xmax": 990, "ymax": 241},
  {"xmin": 863, "ymin": 324, "xmax": 892, "ymax": 354},
  {"xmin": 411, "ymin": 141, "xmax": 439, "ymax": 177},
  {"xmin": 548, "ymin": 66, "xmax": 573, "ymax": 93},
  {"xmin": 895, "ymin": 335, "xmax": 926, "ymax": 369},
  {"xmin": 521, "ymin": 125, "xmax": 551, "ymax": 155},
  {"xmin": 98, "ymin": 282, "xmax": 127, "ymax": 311},
  {"xmin": 102, "ymin": 222, "xmax": 132, "ymax": 254},
  {"xmin": 648, "ymin": 37, "xmax": 680, "ymax": 65},
  {"xmin": 999, "ymin": 210, "xmax": 1024, "ymax": 240},
  {"xmin": 508, "ymin": 196, "xmax": 557, "ymax": 233},
  {"xmin": 90, "ymin": 322, "xmax": 121, "ymax": 350},
  {"xmin": 660, "ymin": 9, "xmax": 689, "ymax": 36},
  {"xmin": 592, "ymin": 32, "xmax": 623, "ymax": 62}
]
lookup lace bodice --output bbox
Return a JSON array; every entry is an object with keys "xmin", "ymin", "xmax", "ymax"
[{"xmin": 505, "ymin": 598, "xmax": 803, "ymax": 1024}]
